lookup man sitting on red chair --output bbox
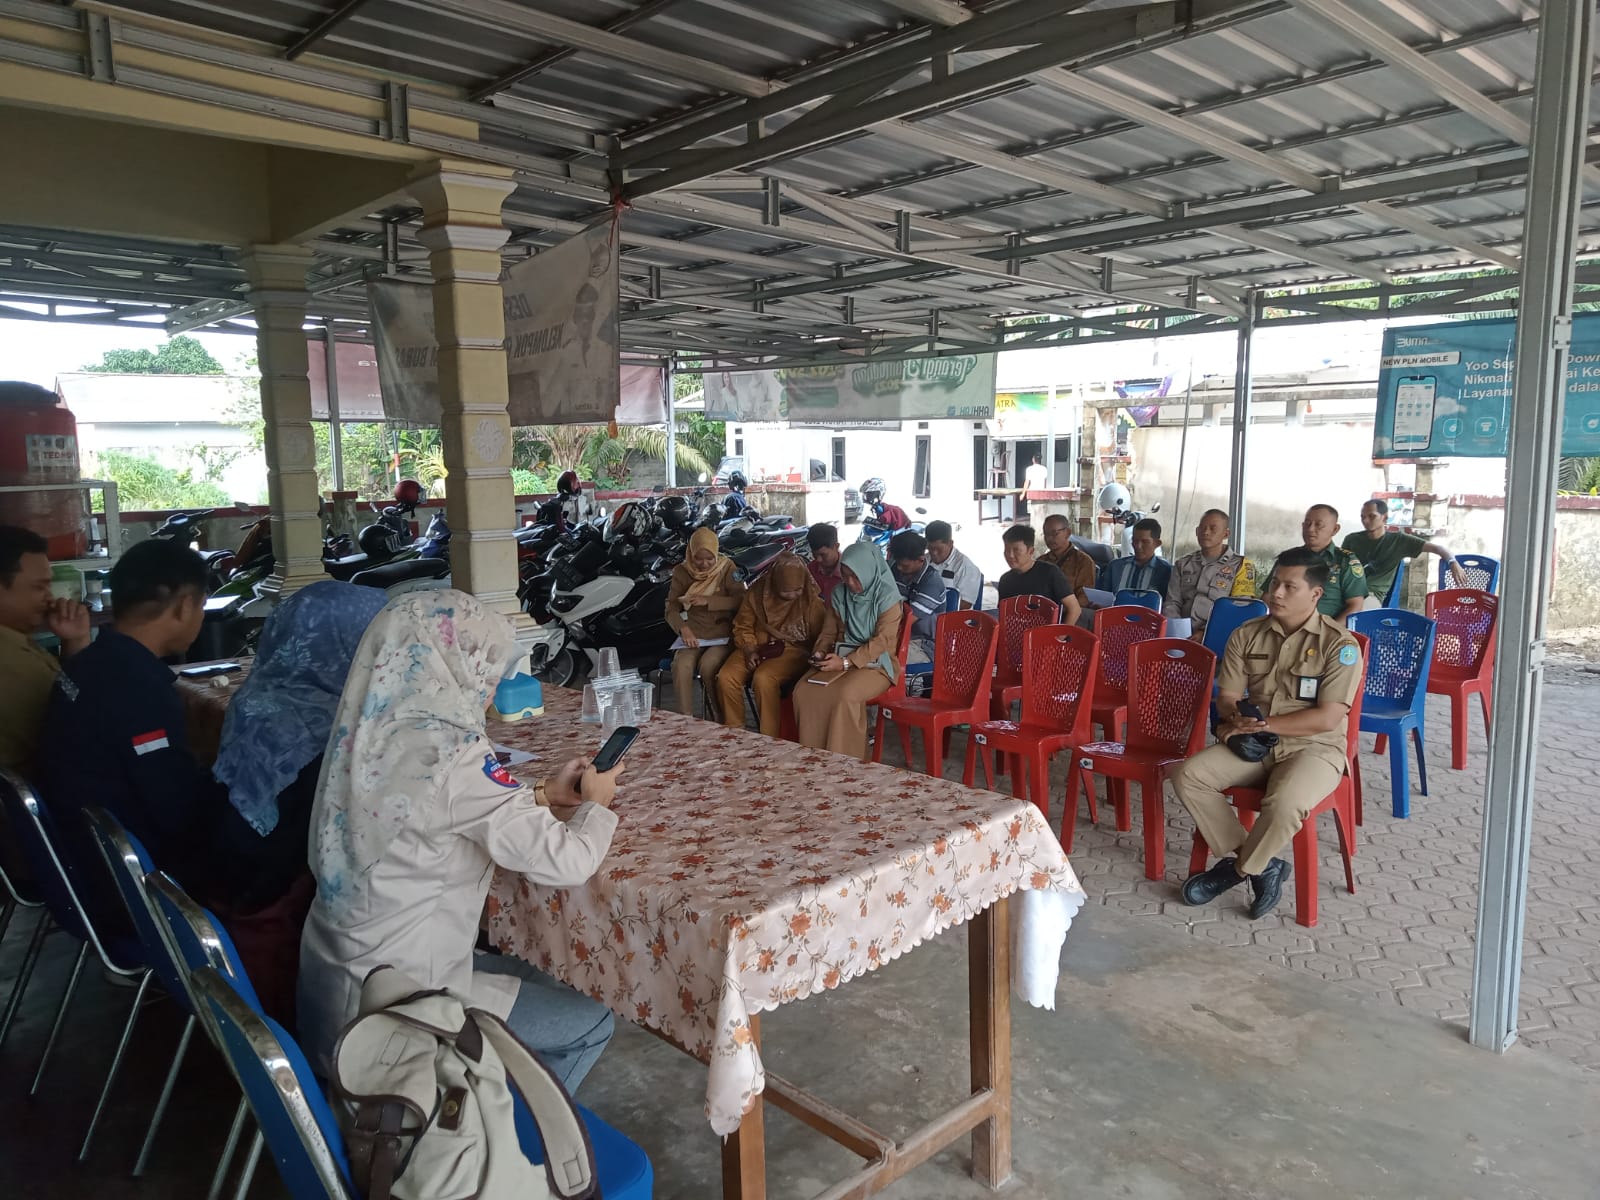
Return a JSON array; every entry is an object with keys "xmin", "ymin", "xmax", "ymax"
[{"xmin": 1171, "ymin": 547, "xmax": 1363, "ymax": 919}]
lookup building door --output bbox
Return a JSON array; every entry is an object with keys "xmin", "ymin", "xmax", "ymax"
[
  {"xmin": 913, "ymin": 435, "xmax": 932, "ymax": 498},
  {"xmin": 831, "ymin": 436, "xmax": 846, "ymax": 481},
  {"xmin": 1013, "ymin": 439, "xmax": 1043, "ymax": 487},
  {"xmin": 1053, "ymin": 436, "xmax": 1074, "ymax": 487}
]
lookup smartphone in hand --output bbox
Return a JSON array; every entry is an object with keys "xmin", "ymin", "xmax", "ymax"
[{"xmin": 592, "ymin": 726, "xmax": 640, "ymax": 773}]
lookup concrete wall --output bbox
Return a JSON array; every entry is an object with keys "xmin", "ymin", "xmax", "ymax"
[{"xmin": 1447, "ymin": 498, "xmax": 1600, "ymax": 631}]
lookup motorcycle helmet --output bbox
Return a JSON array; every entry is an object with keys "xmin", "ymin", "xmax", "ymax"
[
  {"xmin": 860, "ymin": 476, "xmax": 886, "ymax": 505},
  {"xmin": 657, "ymin": 494, "xmax": 693, "ymax": 530},
  {"xmin": 394, "ymin": 478, "xmax": 424, "ymax": 508},
  {"xmin": 557, "ymin": 470, "xmax": 580, "ymax": 497},
  {"xmin": 358, "ymin": 520, "xmax": 407, "ymax": 559},
  {"xmin": 604, "ymin": 500, "xmax": 650, "ymax": 544},
  {"xmin": 1097, "ymin": 481, "xmax": 1132, "ymax": 517},
  {"xmin": 726, "ymin": 470, "xmax": 748, "ymax": 492}
]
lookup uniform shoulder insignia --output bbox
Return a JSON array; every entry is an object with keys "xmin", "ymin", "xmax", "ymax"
[
  {"xmin": 1338, "ymin": 644, "xmax": 1359, "ymax": 666},
  {"xmin": 1348, "ymin": 557, "xmax": 1365, "ymax": 577},
  {"xmin": 481, "ymin": 753, "xmax": 519, "ymax": 789}
]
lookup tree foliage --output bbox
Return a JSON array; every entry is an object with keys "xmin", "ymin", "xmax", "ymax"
[
  {"xmin": 93, "ymin": 449, "xmax": 230, "ymax": 510},
  {"xmin": 81, "ymin": 335, "xmax": 225, "ymax": 375}
]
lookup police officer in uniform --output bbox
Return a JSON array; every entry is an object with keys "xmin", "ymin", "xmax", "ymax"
[
  {"xmin": 1163, "ymin": 508, "xmax": 1256, "ymax": 637},
  {"xmin": 1286, "ymin": 503, "xmax": 1367, "ymax": 620},
  {"xmin": 1172, "ymin": 546, "xmax": 1363, "ymax": 919}
]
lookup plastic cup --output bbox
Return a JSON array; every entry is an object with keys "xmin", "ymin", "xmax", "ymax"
[
  {"xmin": 580, "ymin": 683, "xmax": 602, "ymax": 724},
  {"xmin": 597, "ymin": 647, "xmax": 621, "ymax": 679},
  {"xmin": 629, "ymin": 680, "xmax": 654, "ymax": 724}
]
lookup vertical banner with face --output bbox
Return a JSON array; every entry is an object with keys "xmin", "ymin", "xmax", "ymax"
[{"xmin": 368, "ymin": 279, "xmax": 441, "ymax": 425}]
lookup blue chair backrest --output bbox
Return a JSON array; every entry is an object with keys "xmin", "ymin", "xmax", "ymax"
[
  {"xmin": 1385, "ymin": 557, "xmax": 1410, "ymax": 607},
  {"xmin": 943, "ymin": 587, "xmax": 961, "ymax": 612},
  {"xmin": 0, "ymin": 768, "xmax": 94, "ymax": 945},
  {"xmin": 1114, "ymin": 588, "xmax": 1162, "ymax": 612},
  {"xmin": 194, "ymin": 967, "xmax": 353, "ymax": 1199},
  {"xmin": 1444, "ymin": 553, "xmax": 1499, "ymax": 594},
  {"xmin": 83, "ymin": 809, "xmax": 186, "ymax": 1009},
  {"xmin": 147, "ymin": 871, "xmax": 265, "ymax": 1016},
  {"xmin": 1347, "ymin": 610, "xmax": 1437, "ymax": 709},
  {"xmin": 1201, "ymin": 597, "xmax": 1267, "ymax": 660}
]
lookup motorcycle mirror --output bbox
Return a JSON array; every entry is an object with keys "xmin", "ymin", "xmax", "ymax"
[{"xmin": 1150, "ymin": 502, "xmax": 1162, "ymax": 513}]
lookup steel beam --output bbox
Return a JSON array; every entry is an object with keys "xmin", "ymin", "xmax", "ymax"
[
  {"xmin": 1469, "ymin": 0, "xmax": 1594, "ymax": 1053},
  {"xmin": 283, "ymin": 0, "xmax": 378, "ymax": 60},
  {"xmin": 468, "ymin": 0, "xmax": 683, "ymax": 101},
  {"xmin": 1227, "ymin": 296, "xmax": 1256, "ymax": 552}
]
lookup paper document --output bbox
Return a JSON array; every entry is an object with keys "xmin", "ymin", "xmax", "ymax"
[
  {"xmin": 805, "ymin": 671, "xmax": 846, "ymax": 687},
  {"xmin": 669, "ymin": 636, "xmax": 730, "ymax": 650},
  {"xmin": 491, "ymin": 745, "xmax": 540, "ymax": 766}
]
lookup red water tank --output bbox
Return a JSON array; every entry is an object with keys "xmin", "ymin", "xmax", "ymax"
[{"xmin": 0, "ymin": 381, "xmax": 88, "ymax": 560}]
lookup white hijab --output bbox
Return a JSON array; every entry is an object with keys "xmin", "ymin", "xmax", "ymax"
[{"xmin": 311, "ymin": 589, "xmax": 521, "ymax": 905}]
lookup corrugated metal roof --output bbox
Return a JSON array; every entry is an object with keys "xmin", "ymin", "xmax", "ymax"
[{"xmin": 3, "ymin": 0, "xmax": 1595, "ymax": 361}]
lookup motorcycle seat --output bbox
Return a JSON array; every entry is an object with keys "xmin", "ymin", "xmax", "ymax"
[
  {"xmin": 350, "ymin": 558, "xmax": 451, "ymax": 589},
  {"xmin": 323, "ymin": 553, "xmax": 373, "ymax": 581}
]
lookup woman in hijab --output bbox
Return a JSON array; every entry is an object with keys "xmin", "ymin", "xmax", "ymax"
[
  {"xmin": 716, "ymin": 551, "xmax": 829, "ymax": 735},
  {"xmin": 792, "ymin": 541, "xmax": 905, "ymax": 760},
  {"xmin": 665, "ymin": 526, "xmax": 745, "ymax": 719},
  {"xmin": 208, "ymin": 580, "xmax": 388, "ymax": 1019},
  {"xmin": 298, "ymin": 590, "xmax": 622, "ymax": 1089}
]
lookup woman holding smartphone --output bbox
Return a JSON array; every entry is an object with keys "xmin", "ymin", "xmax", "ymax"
[
  {"xmin": 298, "ymin": 590, "xmax": 623, "ymax": 1091},
  {"xmin": 792, "ymin": 541, "xmax": 904, "ymax": 760}
]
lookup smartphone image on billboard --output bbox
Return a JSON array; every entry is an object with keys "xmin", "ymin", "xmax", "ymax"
[{"xmin": 1392, "ymin": 375, "xmax": 1437, "ymax": 451}]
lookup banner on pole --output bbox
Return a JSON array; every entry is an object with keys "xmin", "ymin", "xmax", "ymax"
[
  {"xmin": 307, "ymin": 340, "xmax": 385, "ymax": 421},
  {"xmin": 702, "ymin": 355, "xmax": 997, "ymax": 424},
  {"xmin": 1374, "ymin": 316, "xmax": 1600, "ymax": 458},
  {"xmin": 367, "ymin": 223, "xmax": 644, "ymax": 425}
]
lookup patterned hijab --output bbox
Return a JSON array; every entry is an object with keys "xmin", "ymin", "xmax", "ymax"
[
  {"xmin": 212, "ymin": 581, "xmax": 389, "ymax": 835},
  {"xmin": 752, "ymin": 552, "xmax": 822, "ymax": 644},
  {"xmin": 311, "ymin": 590, "xmax": 521, "ymax": 903},
  {"xmin": 682, "ymin": 526, "xmax": 733, "ymax": 599},
  {"xmin": 833, "ymin": 541, "xmax": 902, "ymax": 681}
]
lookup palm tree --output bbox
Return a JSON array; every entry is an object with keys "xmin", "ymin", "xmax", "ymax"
[{"xmin": 521, "ymin": 423, "xmax": 711, "ymax": 480}]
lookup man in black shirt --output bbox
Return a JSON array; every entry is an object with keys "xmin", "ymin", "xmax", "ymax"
[
  {"xmin": 995, "ymin": 524, "xmax": 1074, "ymax": 606},
  {"xmin": 38, "ymin": 539, "xmax": 291, "ymax": 931}
]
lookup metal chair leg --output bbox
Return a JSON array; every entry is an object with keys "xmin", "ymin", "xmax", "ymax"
[
  {"xmin": 78, "ymin": 969, "xmax": 155, "ymax": 1162},
  {"xmin": 230, "ymin": 1130, "xmax": 264, "ymax": 1200},
  {"xmin": 0, "ymin": 909, "xmax": 49, "ymax": 1049},
  {"xmin": 132, "ymin": 1011, "xmax": 196, "ymax": 1176},
  {"xmin": 31, "ymin": 939, "xmax": 88, "ymax": 1095},
  {"xmin": 207, "ymin": 1098, "xmax": 250, "ymax": 1200}
]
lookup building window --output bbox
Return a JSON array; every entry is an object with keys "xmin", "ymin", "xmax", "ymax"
[
  {"xmin": 1053, "ymin": 436, "xmax": 1074, "ymax": 487},
  {"xmin": 913, "ymin": 435, "xmax": 932, "ymax": 499},
  {"xmin": 973, "ymin": 435, "xmax": 989, "ymax": 489},
  {"xmin": 734, "ymin": 437, "xmax": 744, "ymax": 457},
  {"xmin": 831, "ymin": 436, "xmax": 846, "ymax": 481}
]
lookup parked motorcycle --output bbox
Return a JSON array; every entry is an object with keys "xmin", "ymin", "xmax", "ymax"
[{"xmin": 857, "ymin": 505, "xmax": 928, "ymax": 549}]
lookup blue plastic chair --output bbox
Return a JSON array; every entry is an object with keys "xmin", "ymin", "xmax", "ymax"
[
  {"xmin": 83, "ymin": 808, "xmax": 203, "ymax": 1174},
  {"xmin": 0, "ymin": 840, "xmax": 47, "ymax": 1051},
  {"xmin": 1385, "ymin": 557, "xmax": 1410, "ymax": 607},
  {"xmin": 146, "ymin": 870, "xmax": 266, "ymax": 1200},
  {"xmin": 0, "ymin": 771, "xmax": 149, "ymax": 1151},
  {"xmin": 1442, "ymin": 553, "xmax": 1499, "ymax": 594},
  {"xmin": 943, "ymin": 586, "xmax": 961, "ymax": 612},
  {"xmin": 194, "ymin": 963, "xmax": 654, "ymax": 1200},
  {"xmin": 1202, "ymin": 598, "xmax": 1268, "ymax": 720},
  {"xmin": 1114, "ymin": 588, "xmax": 1162, "ymax": 612},
  {"xmin": 1347, "ymin": 610, "xmax": 1438, "ymax": 818}
]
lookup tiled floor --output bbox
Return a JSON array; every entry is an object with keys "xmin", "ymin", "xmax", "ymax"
[{"xmin": 871, "ymin": 655, "xmax": 1600, "ymax": 1071}]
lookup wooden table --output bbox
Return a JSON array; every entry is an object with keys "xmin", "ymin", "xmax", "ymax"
[
  {"xmin": 485, "ymin": 688, "xmax": 1084, "ymax": 1200},
  {"xmin": 173, "ymin": 658, "xmax": 253, "ymax": 766}
]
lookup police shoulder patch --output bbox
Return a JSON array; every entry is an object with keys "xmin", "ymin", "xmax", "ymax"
[
  {"xmin": 481, "ymin": 753, "xmax": 519, "ymax": 789},
  {"xmin": 1338, "ymin": 644, "xmax": 1359, "ymax": 666}
]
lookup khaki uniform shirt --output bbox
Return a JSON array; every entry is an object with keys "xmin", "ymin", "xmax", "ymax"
[
  {"xmin": 0, "ymin": 624, "xmax": 62, "ymax": 771},
  {"xmin": 1163, "ymin": 547, "xmax": 1257, "ymax": 627},
  {"xmin": 1217, "ymin": 614, "xmax": 1363, "ymax": 773}
]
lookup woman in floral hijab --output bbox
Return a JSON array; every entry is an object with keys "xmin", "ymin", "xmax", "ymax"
[{"xmin": 297, "ymin": 590, "xmax": 623, "ymax": 1089}]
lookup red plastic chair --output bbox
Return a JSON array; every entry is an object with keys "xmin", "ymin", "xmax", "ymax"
[
  {"xmin": 778, "ymin": 604, "xmax": 911, "ymax": 743},
  {"xmin": 1090, "ymin": 605, "xmax": 1167, "ymax": 742},
  {"xmin": 876, "ymin": 610, "xmax": 999, "ymax": 777},
  {"xmin": 1187, "ymin": 636, "xmax": 1368, "ymax": 928},
  {"xmin": 1424, "ymin": 589, "xmax": 1497, "ymax": 771},
  {"xmin": 990, "ymin": 595, "xmax": 1061, "ymax": 720},
  {"xmin": 1071, "ymin": 639, "xmax": 1215, "ymax": 875},
  {"xmin": 962, "ymin": 626, "xmax": 1098, "ymax": 825}
]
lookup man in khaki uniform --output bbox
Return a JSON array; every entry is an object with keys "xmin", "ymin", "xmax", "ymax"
[
  {"xmin": 0, "ymin": 525, "xmax": 90, "ymax": 771},
  {"xmin": 1173, "ymin": 546, "xmax": 1363, "ymax": 919}
]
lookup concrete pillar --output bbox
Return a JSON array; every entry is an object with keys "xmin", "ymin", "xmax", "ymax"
[
  {"xmin": 241, "ymin": 245, "xmax": 325, "ymax": 598},
  {"xmin": 1075, "ymin": 405, "xmax": 1098, "ymax": 536},
  {"xmin": 408, "ymin": 162, "xmax": 527, "ymax": 631}
]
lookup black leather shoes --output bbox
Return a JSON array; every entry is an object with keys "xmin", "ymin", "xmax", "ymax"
[
  {"xmin": 1249, "ymin": 858, "xmax": 1291, "ymax": 919},
  {"xmin": 1181, "ymin": 857, "xmax": 1246, "ymax": 906}
]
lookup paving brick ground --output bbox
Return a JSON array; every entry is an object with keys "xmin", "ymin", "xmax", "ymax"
[{"xmin": 864, "ymin": 658, "xmax": 1600, "ymax": 1072}]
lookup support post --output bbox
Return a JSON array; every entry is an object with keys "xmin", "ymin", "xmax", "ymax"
[
  {"xmin": 665, "ymin": 361, "xmax": 677, "ymax": 489},
  {"xmin": 241, "ymin": 245, "xmax": 326, "ymax": 598},
  {"xmin": 322, "ymin": 325, "xmax": 345, "ymax": 491},
  {"xmin": 1227, "ymin": 296, "xmax": 1256, "ymax": 553},
  {"xmin": 1469, "ymin": 0, "xmax": 1592, "ymax": 1052},
  {"xmin": 408, "ymin": 163, "xmax": 527, "ymax": 632}
]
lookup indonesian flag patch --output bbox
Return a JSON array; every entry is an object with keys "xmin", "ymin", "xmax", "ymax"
[
  {"xmin": 481, "ymin": 753, "xmax": 519, "ymax": 789},
  {"xmin": 132, "ymin": 730, "xmax": 170, "ymax": 756}
]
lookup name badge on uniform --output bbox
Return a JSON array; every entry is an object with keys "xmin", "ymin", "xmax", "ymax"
[{"xmin": 1297, "ymin": 675, "xmax": 1320, "ymax": 701}]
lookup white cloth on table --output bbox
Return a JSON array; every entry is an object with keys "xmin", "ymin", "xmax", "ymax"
[{"xmin": 1011, "ymin": 886, "xmax": 1085, "ymax": 1009}]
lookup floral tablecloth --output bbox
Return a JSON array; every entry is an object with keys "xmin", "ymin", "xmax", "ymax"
[{"xmin": 484, "ymin": 687, "xmax": 1085, "ymax": 1136}]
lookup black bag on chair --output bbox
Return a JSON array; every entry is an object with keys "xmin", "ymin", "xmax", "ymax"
[{"xmin": 1223, "ymin": 701, "xmax": 1279, "ymax": 763}]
